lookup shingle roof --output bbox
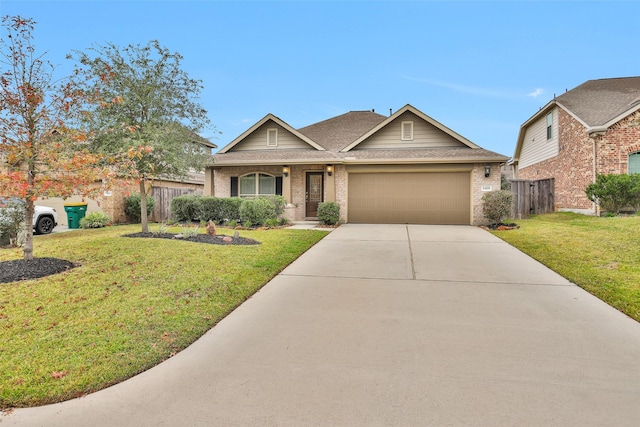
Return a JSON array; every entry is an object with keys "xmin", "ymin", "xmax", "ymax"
[
  {"xmin": 297, "ymin": 111, "xmax": 388, "ymax": 151},
  {"xmin": 213, "ymin": 147, "xmax": 507, "ymax": 165},
  {"xmin": 556, "ymin": 77, "xmax": 640, "ymax": 127},
  {"xmin": 214, "ymin": 106, "xmax": 509, "ymax": 165}
]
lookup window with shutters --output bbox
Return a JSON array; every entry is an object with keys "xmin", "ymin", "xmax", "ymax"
[
  {"xmin": 546, "ymin": 112, "xmax": 553, "ymax": 140},
  {"xmin": 401, "ymin": 121, "xmax": 414, "ymax": 141},
  {"xmin": 629, "ymin": 152, "xmax": 640, "ymax": 174},
  {"xmin": 239, "ymin": 173, "xmax": 276, "ymax": 197},
  {"xmin": 267, "ymin": 128, "xmax": 278, "ymax": 147}
]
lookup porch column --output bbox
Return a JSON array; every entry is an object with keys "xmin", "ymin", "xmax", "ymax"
[
  {"xmin": 283, "ymin": 169, "xmax": 292, "ymax": 203},
  {"xmin": 325, "ymin": 166, "xmax": 336, "ymax": 202},
  {"xmin": 204, "ymin": 168, "xmax": 214, "ymax": 196}
]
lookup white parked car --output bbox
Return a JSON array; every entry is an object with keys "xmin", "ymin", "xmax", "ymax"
[{"xmin": 0, "ymin": 197, "xmax": 58, "ymax": 235}]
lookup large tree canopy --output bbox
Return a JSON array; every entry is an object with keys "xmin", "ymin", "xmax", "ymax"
[
  {"xmin": 71, "ymin": 40, "xmax": 214, "ymax": 232},
  {"xmin": 0, "ymin": 16, "xmax": 106, "ymax": 260}
]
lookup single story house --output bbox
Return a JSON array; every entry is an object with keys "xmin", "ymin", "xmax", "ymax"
[
  {"xmin": 511, "ymin": 76, "xmax": 640, "ymax": 214},
  {"xmin": 206, "ymin": 104, "xmax": 508, "ymax": 225}
]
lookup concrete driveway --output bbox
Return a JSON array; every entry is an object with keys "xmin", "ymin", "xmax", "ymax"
[{"xmin": 5, "ymin": 224, "xmax": 640, "ymax": 426}]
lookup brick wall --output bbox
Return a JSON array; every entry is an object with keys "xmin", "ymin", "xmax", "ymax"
[
  {"xmin": 597, "ymin": 111, "xmax": 640, "ymax": 174},
  {"xmin": 518, "ymin": 109, "xmax": 640, "ymax": 213},
  {"xmin": 518, "ymin": 109, "xmax": 595, "ymax": 212},
  {"xmin": 473, "ymin": 163, "xmax": 503, "ymax": 225},
  {"xmin": 214, "ymin": 163, "xmax": 502, "ymax": 224}
]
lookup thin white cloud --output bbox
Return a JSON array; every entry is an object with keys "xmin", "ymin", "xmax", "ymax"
[
  {"xmin": 401, "ymin": 75, "xmax": 538, "ymax": 100},
  {"xmin": 527, "ymin": 88, "xmax": 544, "ymax": 98}
]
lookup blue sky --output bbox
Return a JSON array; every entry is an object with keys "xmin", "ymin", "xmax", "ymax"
[{"xmin": 2, "ymin": 1, "xmax": 638, "ymax": 157}]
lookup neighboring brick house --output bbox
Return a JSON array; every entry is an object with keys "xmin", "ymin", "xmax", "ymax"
[
  {"xmin": 512, "ymin": 77, "xmax": 640, "ymax": 215},
  {"xmin": 207, "ymin": 104, "xmax": 509, "ymax": 225}
]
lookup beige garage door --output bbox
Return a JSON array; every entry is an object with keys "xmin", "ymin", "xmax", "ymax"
[{"xmin": 348, "ymin": 172, "xmax": 471, "ymax": 224}]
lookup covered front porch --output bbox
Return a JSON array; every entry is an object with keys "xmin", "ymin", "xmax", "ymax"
[{"xmin": 205, "ymin": 163, "xmax": 342, "ymax": 222}]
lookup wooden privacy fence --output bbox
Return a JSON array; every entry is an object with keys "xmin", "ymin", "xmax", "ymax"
[
  {"xmin": 151, "ymin": 186, "xmax": 202, "ymax": 223},
  {"xmin": 510, "ymin": 178, "xmax": 555, "ymax": 219}
]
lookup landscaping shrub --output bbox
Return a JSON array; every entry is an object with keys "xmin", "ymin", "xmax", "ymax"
[
  {"xmin": 264, "ymin": 218, "xmax": 280, "ymax": 228},
  {"xmin": 124, "ymin": 194, "xmax": 156, "ymax": 223},
  {"xmin": 239, "ymin": 197, "xmax": 277, "ymax": 226},
  {"xmin": 0, "ymin": 199, "xmax": 25, "ymax": 247},
  {"xmin": 80, "ymin": 212, "xmax": 111, "ymax": 229},
  {"xmin": 266, "ymin": 195, "xmax": 287, "ymax": 217},
  {"xmin": 198, "ymin": 196, "xmax": 243, "ymax": 224},
  {"xmin": 482, "ymin": 190, "xmax": 514, "ymax": 225},
  {"xmin": 170, "ymin": 195, "xmax": 201, "ymax": 222},
  {"xmin": 318, "ymin": 202, "xmax": 340, "ymax": 225},
  {"xmin": 585, "ymin": 173, "xmax": 640, "ymax": 215},
  {"xmin": 219, "ymin": 197, "xmax": 244, "ymax": 223}
]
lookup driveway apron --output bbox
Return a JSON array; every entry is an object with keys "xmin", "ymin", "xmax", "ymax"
[{"xmin": 5, "ymin": 224, "xmax": 640, "ymax": 426}]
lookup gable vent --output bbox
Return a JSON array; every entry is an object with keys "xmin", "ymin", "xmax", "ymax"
[{"xmin": 401, "ymin": 121, "xmax": 414, "ymax": 141}]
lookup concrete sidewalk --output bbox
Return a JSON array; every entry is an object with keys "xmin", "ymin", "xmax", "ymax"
[{"xmin": 5, "ymin": 224, "xmax": 640, "ymax": 426}]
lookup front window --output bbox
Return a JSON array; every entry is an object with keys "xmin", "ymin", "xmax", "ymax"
[
  {"xmin": 629, "ymin": 152, "xmax": 640, "ymax": 174},
  {"xmin": 546, "ymin": 112, "xmax": 553, "ymax": 140},
  {"xmin": 239, "ymin": 173, "xmax": 276, "ymax": 197}
]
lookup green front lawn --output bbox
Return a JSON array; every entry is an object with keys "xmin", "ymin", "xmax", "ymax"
[
  {"xmin": 0, "ymin": 225, "xmax": 327, "ymax": 409},
  {"xmin": 492, "ymin": 213, "xmax": 640, "ymax": 322}
]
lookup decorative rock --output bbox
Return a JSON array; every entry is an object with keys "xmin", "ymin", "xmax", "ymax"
[
  {"xmin": 233, "ymin": 231, "xmax": 239, "ymax": 239},
  {"xmin": 206, "ymin": 220, "xmax": 217, "ymax": 236},
  {"xmin": 222, "ymin": 236, "xmax": 233, "ymax": 243}
]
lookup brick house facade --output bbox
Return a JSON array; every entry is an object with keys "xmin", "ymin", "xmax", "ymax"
[
  {"xmin": 208, "ymin": 104, "xmax": 508, "ymax": 225},
  {"xmin": 513, "ymin": 77, "xmax": 640, "ymax": 215}
]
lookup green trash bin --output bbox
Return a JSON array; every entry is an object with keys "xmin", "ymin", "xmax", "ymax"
[{"xmin": 64, "ymin": 203, "xmax": 88, "ymax": 229}]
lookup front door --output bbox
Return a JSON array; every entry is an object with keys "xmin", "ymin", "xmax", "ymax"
[{"xmin": 305, "ymin": 172, "xmax": 324, "ymax": 218}]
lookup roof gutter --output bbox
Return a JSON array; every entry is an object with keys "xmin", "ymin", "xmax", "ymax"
[{"xmin": 211, "ymin": 157, "xmax": 508, "ymax": 168}]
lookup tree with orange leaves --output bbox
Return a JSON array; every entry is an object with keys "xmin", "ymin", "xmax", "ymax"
[{"xmin": 0, "ymin": 16, "xmax": 109, "ymax": 260}]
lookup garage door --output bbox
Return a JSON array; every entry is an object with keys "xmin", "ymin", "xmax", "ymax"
[{"xmin": 348, "ymin": 172, "xmax": 471, "ymax": 224}]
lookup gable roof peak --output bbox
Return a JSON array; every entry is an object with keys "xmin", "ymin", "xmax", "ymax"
[
  {"xmin": 555, "ymin": 76, "xmax": 640, "ymax": 127},
  {"xmin": 340, "ymin": 104, "xmax": 480, "ymax": 152},
  {"xmin": 217, "ymin": 113, "xmax": 325, "ymax": 153}
]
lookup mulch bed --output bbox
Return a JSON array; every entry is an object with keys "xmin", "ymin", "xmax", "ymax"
[
  {"xmin": 122, "ymin": 232, "xmax": 261, "ymax": 245},
  {"xmin": 0, "ymin": 258, "xmax": 78, "ymax": 284},
  {"xmin": 481, "ymin": 223, "xmax": 520, "ymax": 231}
]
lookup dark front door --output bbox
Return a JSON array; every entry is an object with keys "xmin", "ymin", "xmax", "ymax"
[{"xmin": 305, "ymin": 172, "xmax": 324, "ymax": 217}]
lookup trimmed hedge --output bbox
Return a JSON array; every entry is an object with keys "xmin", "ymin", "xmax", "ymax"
[
  {"xmin": 170, "ymin": 195, "xmax": 253, "ymax": 225},
  {"xmin": 170, "ymin": 195, "xmax": 201, "ymax": 222},
  {"xmin": 240, "ymin": 196, "xmax": 286, "ymax": 225},
  {"xmin": 170, "ymin": 195, "xmax": 287, "ymax": 226},
  {"xmin": 198, "ymin": 197, "xmax": 243, "ymax": 224}
]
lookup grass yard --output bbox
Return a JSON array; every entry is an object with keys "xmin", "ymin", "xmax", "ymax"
[
  {"xmin": 492, "ymin": 212, "xmax": 640, "ymax": 323},
  {"xmin": 0, "ymin": 225, "xmax": 328, "ymax": 409}
]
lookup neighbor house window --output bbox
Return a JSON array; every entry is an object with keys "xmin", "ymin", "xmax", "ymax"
[
  {"xmin": 239, "ymin": 173, "xmax": 276, "ymax": 197},
  {"xmin": 401, "ymin": 121, "xmax": 414, "ymax": 141},
  {"xmin": 267, "ymin": 128, "xmax": 278, "ymax": 147},
  {"xmin": 629, "ymin": 152, "xmax": 640, "ymax": 174},
  {"xmin": 546, "ymin": 112, "xmax": 553, "ymax": 140}
]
